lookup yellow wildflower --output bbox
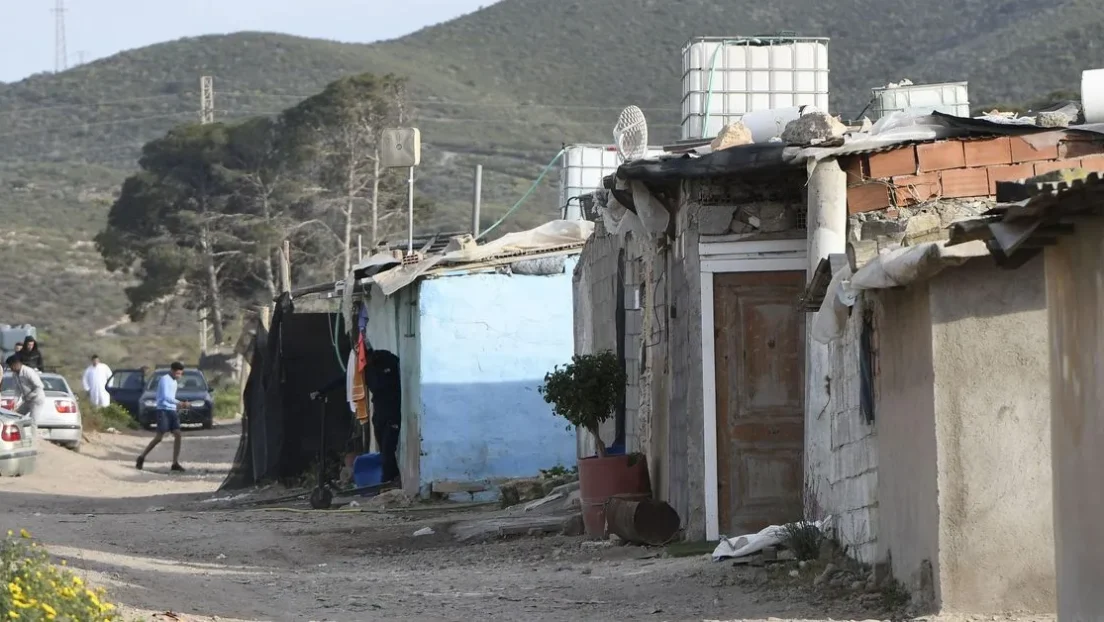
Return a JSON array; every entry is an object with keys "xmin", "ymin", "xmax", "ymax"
[
  {"xmin": 71, "ymin": 576, "xmax": 83, "ymax": 587},
  {"xmin": 18, "ymin": 529, "xmax": 30, "ymax": 539}
]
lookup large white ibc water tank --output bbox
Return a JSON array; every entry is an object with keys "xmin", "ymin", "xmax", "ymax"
[{"xmin": 681, "ymin": 35, "xmax": 830, "ymax": 140}]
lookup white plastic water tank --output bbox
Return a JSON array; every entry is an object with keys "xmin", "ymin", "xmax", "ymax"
[
  {"xmin": 871, "ymin": 82, "xmax": 969, "ymax": 119},
  {"xmin": 681, "ymin": 35, "xmax": 830, "ymax": 140},
  {"xmin": 559, "ymin": 144, "xmax": 665, "ymax": 220}
]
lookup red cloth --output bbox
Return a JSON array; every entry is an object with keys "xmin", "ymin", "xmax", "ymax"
[{"xmin": 356, "ymin": 333, "xmax": 367, "ymax": 371}]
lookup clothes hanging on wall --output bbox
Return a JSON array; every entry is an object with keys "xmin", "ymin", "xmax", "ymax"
[
  {"xmin": 345, "ymin": 349, "xmax": 357, "ymax": 413},
  {"xmin": 351, "ymin": 334, "xmax": 370, "ymax": 424}
]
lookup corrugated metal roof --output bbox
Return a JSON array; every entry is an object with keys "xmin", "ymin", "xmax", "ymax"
[{"xmin": 947, "ymin": 171, "xmax": 1104, "ymax": 268}]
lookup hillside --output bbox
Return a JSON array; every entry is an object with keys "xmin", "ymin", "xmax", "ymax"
[{"xmin": 0, "ymin": 0, "xmax": 1102, "ymax": 375}]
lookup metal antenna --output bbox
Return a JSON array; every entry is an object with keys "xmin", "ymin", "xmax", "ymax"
[
  {"xmin": 200, "ymin": 76, "xmax": 214, "ymax": 124},
  {"xmin": 52, "ymin": 0, "xmax": 68, "ymax": 73}
]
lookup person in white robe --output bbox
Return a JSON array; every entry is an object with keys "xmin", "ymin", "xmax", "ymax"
[{"xmin": 82, "ymin": 354, "xmax": 113, "ymax": 409}]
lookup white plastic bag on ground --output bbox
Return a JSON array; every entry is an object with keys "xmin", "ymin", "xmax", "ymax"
[{"xmin": 711, "ymin": 517, "xmax": 833, "ymax": 561}]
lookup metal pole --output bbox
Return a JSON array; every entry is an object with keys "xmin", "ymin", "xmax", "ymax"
[
  {"xmin": 472, "ymin": 164, "xmax": 483, "ymax": 237},
  {"xmin": 357, "ymin": 235, "xmax": 363, "ymax": 264},
  {"xmin": 407, "ymin": 166, "xmax": 415, "ymax": 254},
  {"xmin": 371, "ymin": 151, "xmax": 380, "ymax": 249},
  {"xmin": 280, "ymin": 240, "xmax": 292, "ymax": 294}
]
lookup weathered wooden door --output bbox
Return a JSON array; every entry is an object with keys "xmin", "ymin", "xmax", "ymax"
[{"xmin": 713, "ymin": 270, "xmax": 805, "ymax": 535}]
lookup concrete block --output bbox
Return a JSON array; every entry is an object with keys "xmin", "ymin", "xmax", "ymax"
[{"xmin": 698, "ymin": 206, "xmax": 736, "ymax": 235}]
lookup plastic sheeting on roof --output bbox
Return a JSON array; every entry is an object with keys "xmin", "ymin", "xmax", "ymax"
[
  {"xmin": 440, "ymin": 220, "xmax": 593, "ymax": 264},
  {"xmin": 810, "ymin": 240, "xmax": 991, "ymax": 343}
]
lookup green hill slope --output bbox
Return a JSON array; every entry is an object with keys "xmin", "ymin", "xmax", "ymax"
[{"xmin": 0, "ymin": 0, "xmax": 1101, "ymax": 374}]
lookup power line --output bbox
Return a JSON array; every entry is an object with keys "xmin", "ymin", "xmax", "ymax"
[
  {"xmin": 215, "ymin": 90, "xmax": 681, "ymax": 113},
  {"xmin": 0, "ymin": 94, "xmax": 188, "ymax": 117},
  {"xmin": 0, "ymin": 90, "xmax": 679, "ymax": 119},
  {"xmin": 0, "ymin": 112, "xmax": 195, "ymax": 139}
]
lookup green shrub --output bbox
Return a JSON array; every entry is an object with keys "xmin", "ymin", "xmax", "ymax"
[
  {"xmin": 81, "ymin": 401, "xmax": 137, "ymax": 433},
  {"xmin": 539, "ymin": 351, "xmax": 625, "ymax": 457},
  {"xmin": 782, "ymin": 521, "xmax": 824, "ymax": 561},
  {"xmin": 0, "ymin": 530, "xmax": 121, "ymax": 621},
  {"xmin": 213, "ymin": 390, "xmax": 239, "ymax": 420}
]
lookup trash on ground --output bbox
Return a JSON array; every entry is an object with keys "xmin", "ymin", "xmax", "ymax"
[{"xmin": 711, "ymin": 517, "xmax": 833, "ymax": 561}]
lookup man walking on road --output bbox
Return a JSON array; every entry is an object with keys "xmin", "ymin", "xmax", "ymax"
[
  {"xmin": 135, "ymin": 361, "xmax": 186, "ymax": 472},
  {"xmin": 6, "ymin": 354, "xmax": 46, "ymax": 421}
]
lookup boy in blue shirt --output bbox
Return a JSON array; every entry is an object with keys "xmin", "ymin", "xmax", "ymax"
[{"xmin": 135, "ymin": 361, "xmax": 186, "ymax": 472}]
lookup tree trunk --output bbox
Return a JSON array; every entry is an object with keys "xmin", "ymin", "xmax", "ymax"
[
  {"xmin": 343, "ymin": 158, "xmax": 356, "ymax": 275},
  {"xmin": 260, "ymin": 193, "xmax": 278, "ymax": 299},
  {"xmin": 199, "ymin": 225, "xmax": 226, "ymax": 345},
  {"xmin": 262, "ymin": 249, "xmax": 277, "ymax": 300},
  {"xmin": 589, "ymin": 425, "xmax": 607, "ymax": 458}
]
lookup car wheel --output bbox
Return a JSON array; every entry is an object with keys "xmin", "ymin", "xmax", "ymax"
[
  {"xmin": 202, "ymin": 418, "xmax": 214, "ymax": 430},
  {"xmin": 66, "ymin": 441, "xmax": 80, "ymax": 453}
]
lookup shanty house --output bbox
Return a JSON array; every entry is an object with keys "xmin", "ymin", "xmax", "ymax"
[
  {"xmin": 948, "ymin": 171, "xmax": 1104, "ymax": 621},
  {"xmin": 573, "ymin": 114, "xmax": 1104, "ymax": 614},
  {"xmin": 353, "ymin": 221, "xmax": 592, "ymax": 497}
]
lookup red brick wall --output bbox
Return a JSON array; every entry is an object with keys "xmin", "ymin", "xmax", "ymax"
[{"xmin": 843, "ymin": 132, "xmax": 1104, "ymax": 214}]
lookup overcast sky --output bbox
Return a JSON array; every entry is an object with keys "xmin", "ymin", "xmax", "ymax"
[{"xmin": 0, "ymin": 0, "xmax": 497, "ymax": 83}]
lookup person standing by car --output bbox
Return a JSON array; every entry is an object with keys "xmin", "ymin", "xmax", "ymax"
[
  {"xmin": 6, "ymin": 354, "xmax": 46, "ymax": 421},
  {"xmin": 135, "ymin": 362, "xmax": 186, "ymax": 472},
  {"xmin": 81, "ymin": 355, "xmax": 113, "ymax": 409},
  {"xmin": 19, "ymin": 337, "xmax": 42, "ymax": 371}
]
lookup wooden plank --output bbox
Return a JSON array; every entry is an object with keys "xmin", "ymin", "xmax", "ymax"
[{"xmin": 449, "ymin": 512, "xmax": 582, "ymax": 543}]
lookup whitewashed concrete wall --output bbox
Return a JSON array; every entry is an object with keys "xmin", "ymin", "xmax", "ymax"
[{"xmin": 807, "ymin": 299, "xmax": 879, "ymax": 562}]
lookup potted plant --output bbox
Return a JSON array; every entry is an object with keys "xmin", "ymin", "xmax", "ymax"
[{"xmin": 540, "ymin": 351, "xmax": 651, "ymax": 538}]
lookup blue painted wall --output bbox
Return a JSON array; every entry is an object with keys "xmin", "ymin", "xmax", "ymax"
[{"xmin": 417, "ymin": 258, "xmax": 578, "ymax": 486}]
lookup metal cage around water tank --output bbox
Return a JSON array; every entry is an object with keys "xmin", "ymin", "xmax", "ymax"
[{"xmin": 681, "ymin": 35, "xmax": 830, "ymax": 140}]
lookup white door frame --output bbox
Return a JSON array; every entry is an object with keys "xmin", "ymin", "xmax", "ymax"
[{"xmin": 699, "ymin": 238, "xmax": 807, "ymax": 541}]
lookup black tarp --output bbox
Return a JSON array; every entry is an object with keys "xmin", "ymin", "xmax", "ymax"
[
  {"xmin": 221, "ymin": 295, "xmax": 354, "ymax": 489},
  {"xmin": 616, "ymin": 143, "xmax": 792, "ymax": 183}
]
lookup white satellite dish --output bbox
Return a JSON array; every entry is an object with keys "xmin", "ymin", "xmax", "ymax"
[{"xmin": 613, "ymin": 105, "xmax": 649, "ymax": 162}]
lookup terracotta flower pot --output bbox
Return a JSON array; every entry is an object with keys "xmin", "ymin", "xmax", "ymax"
[{"xmin": 578, "ymin": 453, "xmax": 652, "ymax": 539}]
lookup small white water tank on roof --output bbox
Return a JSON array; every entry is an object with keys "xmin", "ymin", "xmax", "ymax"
[
  {"xmin": 871, "ymin": 81, "xmax": 970, "ymax": 119},
  {"xmin": 559, "ymin": 144, "xmax": 665, "ymax": 220}
]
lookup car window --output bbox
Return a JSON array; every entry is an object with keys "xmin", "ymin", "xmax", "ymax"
[
  {"xmin": 108, "ymin": 370, "xmax": 145, "ymax": 390},
  {"xmin": 1, "ymin": 373, "xmax": 70, "ymax": 393},
  {"xmin": 146, "ymin": 370, "xmax": 207, "ymax": 392}
]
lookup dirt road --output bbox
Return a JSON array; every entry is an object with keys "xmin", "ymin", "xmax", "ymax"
[{"xmin": 0, "ymin": 426, "xmax": 1050, "ymax": 622}]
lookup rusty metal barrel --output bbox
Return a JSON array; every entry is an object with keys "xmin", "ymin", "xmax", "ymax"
[{"xmin": 604, "ymin": 494, "xmax": 681, "ymax": 545}]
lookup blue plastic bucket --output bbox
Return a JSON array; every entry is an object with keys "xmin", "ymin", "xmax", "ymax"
[{"xmin": 353, "ymin": 452, "xmax": 384, "ymax": 488}]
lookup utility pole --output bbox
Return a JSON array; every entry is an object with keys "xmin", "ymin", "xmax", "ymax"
[
  {"xmin": 371, "ymin": 150, "xmax": 380, "ymax": 249},
  {"xmin": 472, "ymin": 165, "xmax": 483, "ymax": 237},
  {"xmin": 52, "ymin": 0, "xmax": 68, "ymax": 73},
  {"xmin": 198, "ymin": 75, "xmax": 215, "ymax": 354},
  {"xmin": 200, "ymin": 76, "xmax": 214, "ymax": 124},
  {"xmin": 199, "ymin": 308, "xmax": 208, "ymax": 355}
]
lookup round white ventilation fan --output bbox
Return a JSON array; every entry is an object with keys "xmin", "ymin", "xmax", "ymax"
[{"xmin": 613, "ymin": 105, "xmax": 649, "ymax": 162}]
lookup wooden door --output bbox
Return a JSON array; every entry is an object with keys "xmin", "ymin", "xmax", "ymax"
[{"xmin": 713, "ymin": 270, "xmax": 805, "ymax": 535}]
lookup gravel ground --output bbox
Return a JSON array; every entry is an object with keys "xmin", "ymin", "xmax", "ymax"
[{"xmin": 0, "ymin": 425, "xmax": 1055, "ymax": 622}]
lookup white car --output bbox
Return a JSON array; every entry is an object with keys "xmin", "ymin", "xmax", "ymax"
[
  {"xmin": 1, "ymin": 372, "xmax": 83, "ymax": 451},
  {"xmin": 0, "ymin": 407, "xmax": 37, "ymax": 476}
]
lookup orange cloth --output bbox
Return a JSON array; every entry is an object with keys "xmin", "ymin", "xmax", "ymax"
[{"xmin": 352, "ymin": 335, "xmax": 369, "ymax": 422}]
